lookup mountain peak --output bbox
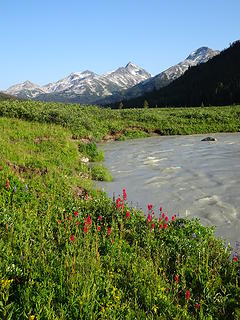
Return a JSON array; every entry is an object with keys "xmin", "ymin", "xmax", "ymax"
[
  {"xmin": 125, "ymin": 62, "xmax": 138, "ymax": 69},
  {"xmin": 186, "ymin": 47, "xmax": 219, "ymax": 61}
]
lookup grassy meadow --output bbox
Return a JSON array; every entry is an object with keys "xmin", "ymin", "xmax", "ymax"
[{"xmin": 0, "ymin": 100, "xmax": 240, "ymax": 319}]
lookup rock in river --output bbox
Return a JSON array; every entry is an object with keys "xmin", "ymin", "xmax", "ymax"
[{"xmin": 201, "ymin": 137, "xmax": 217, "ymax": 142}]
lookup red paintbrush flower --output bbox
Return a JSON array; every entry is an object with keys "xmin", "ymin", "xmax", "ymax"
[
  {"xmin": 126, "ymin": 210, "xmax": 130, "ymax": 219},
  {"xmin": 76, "ymin": 221, "xmax": 79, "ymax": 226},
  {"xmin": 151, "ymin": 223, "xmax": 155, "ymax": 229},
  {"xmin": 147, "ymin": 213, "xmax": 152, "ymax": 223},
  {"xmin": 5, "ymin": 180, "xmax": 10, "ymax": 190},
  {"xmin": 70, "ymin": 234, "xmax": 75, "ymax": 242},
  {"xmin": 233, "ymin": 256, "xmax": 238, "ymax": 262},
  {"xmin": 172, "ymin": 216, "xmax": 175, "ymax": 221},
  {"xmin": 165, "ymin": 216, "xmax": 168, "ymax": 222},
  {"xmin": 186, "ymin": 289, "xmax": 190, "ymax": 300},
  {"xmin": 123, "ymin": 188, "xmax": 127, "ymax": 201},
  {"xmin": 74, "ymin": 211, "xmax": 78, "ymax": 217},
  {"xmin": 97, "ymin": 225, "xmax": 101, "ymax": 232},
  {"xmin": 164, "ymin": 224, "xmax": 167, "ymax": 230},
  {"xmin": 174, "ymin": 274, "xmax": 179, "ymax": 283},
  {"xmin": 160, "ymin": 206, "xmax": 162, "ymax": 212},
  {"xmin": 162, "ymin": 212, "xmax": 165, "ymax": 219},
  {"xmin": 83, "ymin": 225, "xmax": 88, "ymax": 234},
  {"xmin": 148, "ymin": 203, "xmax": 153, "ymax": 211},
  {"xmin": 86, "ymin": 214, "xmax": 92, "ymax": 226},
  {"xmin": 98, "ymin": 215, "xmax": 103, "ymax": 221},
  {"xmin": 58, "ymin": 219, "xmax": 62, "ymax": 224},
  {"xmin": 195, "ymin": 303, "xmax": 199, "ymax": 310},
  {"xmin": 107, "ymin": 227, "xmax": 111, "ymax": 235},
  {"xmin": 159, "ymin": 224, "xmax": 163, "ymax": 229}
]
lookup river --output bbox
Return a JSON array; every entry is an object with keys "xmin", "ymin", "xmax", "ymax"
[{"xmin": 97, "ymin": 133, "xmax": 240, "ymax": 248}]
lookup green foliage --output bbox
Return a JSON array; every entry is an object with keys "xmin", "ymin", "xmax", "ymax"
[
  {"xmin": 89, "ymin": 164, "xmax": 113, "ymax": 182},
  {"xmin": 79, "ymin": 142, "xmax": 104, "ymax": 162}
]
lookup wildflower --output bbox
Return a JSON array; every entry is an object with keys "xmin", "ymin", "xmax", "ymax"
[
  {"xmin": 1, "ymin": 279, "xmax": 13, "ymax": 289},
  {"xmin": 76, "ymin": 221, "xmax": 79, "ymax": 226},
  {"xmin": 25, "ymin": 184, "xmax": 28, "ymax": 190},
  {"xmin": 111, "ymin": 239, "xmax": 114, "ymax": 244},
  {"xmin": 98, "ymin": 215, "xmax": 103, "ymax": 221},
  {"xmin": 70, "ymin": 234, "xmax": 75, "ymax": 242},
  {"xmin": 83, "ymin": 226, "xmax": 88, "ymax": 234},
  {"xmin": 107, "ymin": 227, "xmax": 111, "ymax": 235},
  {"xmin": 233, "ymin": 256, "xmax": 238, "ymax": 262},
  {"xmin": 116, "ymin": 197, "xmax": 121, "ymax": 209},
  {"xmin": 58, "ymin": 219, "xmax": 62, "ymax": 224},
  {"xmin": 29, "ymin": 316, "xmax": 35, "ymax": 320},
  {"xmin": 147, "ymin": 213, "xmax": 152, "ymax": 223},
  {"xmin": 74, "ymin": 211, "xmax": 78, "ymax": 217},
  {"xmin": 195, "ymin": 303, "xmax": 199, "ymax": 310},
  {"xmin": 86, "ymin": 214, "xmax": 92, "ymax": 226},
  {"xmin": 0, "ymin": 165, "xmax": 2, "ymax": 171},
  {"xmin": 69, "ymin": 216, "xmax": 71, "ymax": 221},
  {"xmin": 172, "ymin": 216, "xmax": 175, "ymax": 221},
  {"xmin": 165, "ymin": 216, "xmax": 168, "ymax": 222},
  {"xmin": 162, "ymin": 212, "xmax": 165, "ymax": 219},
  {"xmin": 160, "ymin": 206, "xmax": 162, "ymax": 212},
  {"xmin": 123, "ymin": 188, "xmax": 127, "ymax": 201},
  {"xmin": 159, "ymin": 216, "xmax": 161, "ymax": 223},
  {"xmin": 97, "ymin": 225, "xmax": 101, "ymax": 232},
  {"xmin": 159, "ymin": 224, "xmax": 163, "ymax": 229},
  {"xmin": 151, "ymin": 223, "xmax": 155, "ymax": 229},
  {"xmin": 174, "ymin": 274, "xmax": 179, "ymax": 283},
  {"xmin": 148, "ymin": 203, "xmax": 153, "ymax": 211},
  {"xmin": 192, "ymin": 233, "xmax": 197, "ymax": 239},
  {"xmin": 5, "ymin": 180, "xmax": 10, "ymax": 190},
  {"xmin": 126, "ymin": 210, "xmax": 130, "ymax": 219},
  {"xmin": 14, "ymin": 185, "xmax": 17, "ymax": 192},
  {"xmin": 186, "ymin": 289, "xmax": 190, "ymax": 300},
  {"xmin": 164, "ymin": 224, "xmax": 167, "ymax": 230}
]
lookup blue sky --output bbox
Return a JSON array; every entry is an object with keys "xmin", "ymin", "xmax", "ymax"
[{"xmin": 1, "ymin": 0, "xmax": 239, "ymax": 89}]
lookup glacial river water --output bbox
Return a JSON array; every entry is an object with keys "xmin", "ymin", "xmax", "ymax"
[{"xmin": 97, "ymin": 134, "xmax": 240, "ymax": 247}]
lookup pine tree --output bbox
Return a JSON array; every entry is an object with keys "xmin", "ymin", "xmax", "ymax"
[{"xmin": 143, "ymin": 100, "xmax": 149, "ymax": 108}]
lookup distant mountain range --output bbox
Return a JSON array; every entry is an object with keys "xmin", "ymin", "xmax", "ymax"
[
  {"xmin": 114, "ymin": 41, "xmax": 240, "ymax": 108},
  {"xmin": 97, "ymin": 47, "xmax": 220, "ymax": 105},
  {"xmin": 5, "ymin": 63, "xmax": 151, "ymax": 104},
  {"xmin": 5, "ymin": 46, "xmax": 219, "ymax": 105}
]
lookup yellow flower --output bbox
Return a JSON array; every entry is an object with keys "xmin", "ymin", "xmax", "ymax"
[
  {"xmin": 1, "ymin": 279, "xmax": 13, "ymax": 289},
  {"xmin": 29, "ymin": 315, "xmax": 35, "ymax": 320}
]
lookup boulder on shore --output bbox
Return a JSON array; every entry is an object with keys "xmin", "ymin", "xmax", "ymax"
[{"xmin": 201, "ymin": 137, "xmax": 217, "ymax": 141}]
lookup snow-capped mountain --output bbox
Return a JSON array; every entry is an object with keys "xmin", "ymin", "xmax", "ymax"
[
  {"xmin": 96, "ymin": 47, "xmax": 220, "ymax": 105},
  {"xmin": 5, "ymin": 63, "xmax": 151, "ymax": 104}
]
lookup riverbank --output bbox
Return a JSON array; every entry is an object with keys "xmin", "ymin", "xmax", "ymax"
[{"xmin": 0, "ymin": 101, "xmax": 240, "ymax": 319}]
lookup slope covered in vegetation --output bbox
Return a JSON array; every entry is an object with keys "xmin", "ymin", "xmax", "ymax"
[{"xmin": 0, "ymin": 102, "xmax": 240, "ymax": 319}]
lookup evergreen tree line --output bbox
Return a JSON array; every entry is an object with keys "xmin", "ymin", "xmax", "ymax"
[{"xmin": 111, "ymin": 41, "xmax": 240, "ymax": 109}]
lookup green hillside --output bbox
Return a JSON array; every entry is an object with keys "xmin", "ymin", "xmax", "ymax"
[{"xmin": 0, "ymin": 101, "xmax": 240, "ymax": 319}]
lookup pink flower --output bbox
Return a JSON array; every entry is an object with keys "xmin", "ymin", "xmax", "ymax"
[
  {"xmin": 151, "ymin": 223, "xmax": 155, "ymax": 229},
  {"xmin": 164, "ymin": 224, "xmax": 167, "ymax": 230},
  {"xmin": 107, "ymin": 227, "xmax": 111, "ymax": 235},
  {"xmin": 165, "ymin": 216, "xmax": 168, "ymax": 222},
  {"xmin": 162, "ymin": 212, "xmax": 165, "ymax": 219},
  {"xmin": 195, "ymin": 303, "xmax": 199, "ymax": 310},
  {"xmin": 174, "ymin": 274, "xmax": 179, "ymax": 283},
  {"xmin": 186, "ymin": 289, "xmax": 190, "ymax": 300},
  {"xmin": 148, "ymin": 203, "xmax": 153, "ymax": 211},
  {"xmin": 74, "ymin": 211, "xmax": 78, "ymax": 217},
  {"xmin": 97, "ymin": 225, "xmax": 101, "ymax": 232},
  {"xmin": 233, "ymin": 256, "xmax": 238, "ymax": 262},
  {"xmin": 160, "ymin": 206, "xmax": 162, "ymax": 212},
  {"xmin": 76, "ymin": 221, "xmax": 79, "ymax": 226},
  {"xmin": 159, "ymin": 224, "xmax": 163, "ymax": 229},
  {"xmin": 83, "ymin": 226, "xmax": 88, "ymax": 234},
  {"xmin": 172, "ymin": 216, "xmax": 175, "ymax": 221},
  {"xmin": 0, "ymin": 165, "xmax": 2, "ymax": 171},
  {"xmin": 147, "ymin": 213, "xmax": 152, "ymax": 223},
  {"xmin": 69, "ymin": 216, "xmax": 71, "ymax": 221},
  {"xmin": 126, "ymin": 210, "xmax": 130, "ymax": 219},
  {"xmin": 70, "ymin": 234, "xmax": 75, "ymax": 242},
  {"xmin": 98, "ymin": 215, "xmax": 102, "ymax": 221}
]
